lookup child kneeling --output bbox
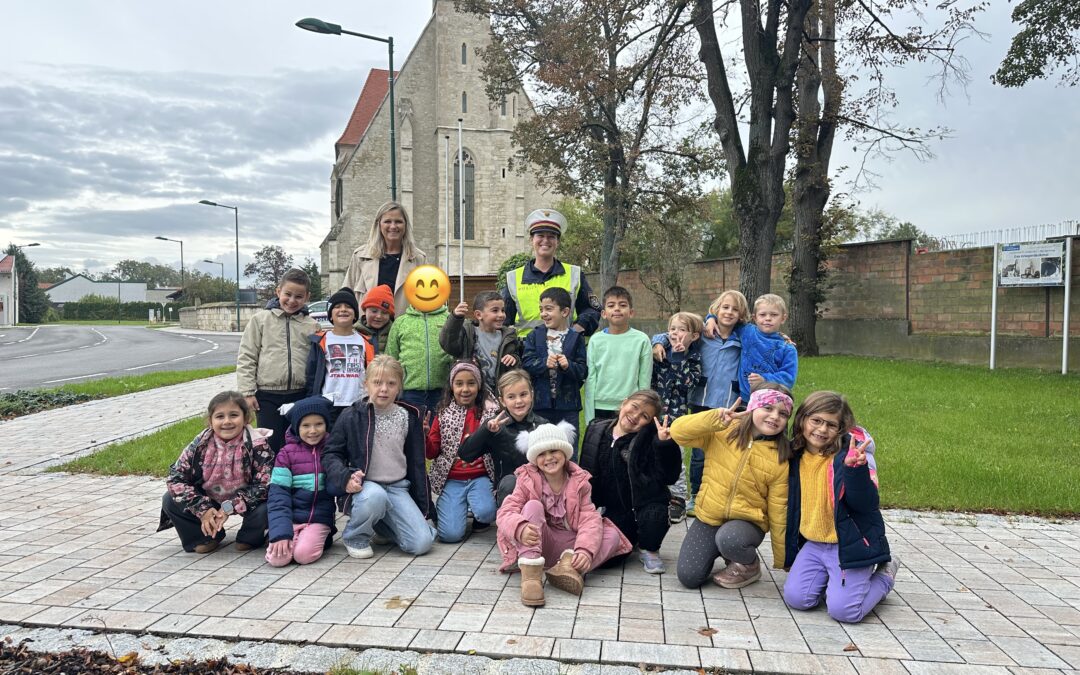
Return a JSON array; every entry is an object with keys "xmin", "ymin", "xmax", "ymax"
[
  {"xmin": 265, "ymin": 396, "xmax": 339, "ymax": 566},
  {"xmin": 782, "ymin": 392, "xmax": 899, "ymax": 623},
  {"xmin": 323, "ymin": 355, "xmax": 436, "ymax": 558},
  {"xmin": 496, "ymin": 423, "xmax": 631, "ymax": 606}
]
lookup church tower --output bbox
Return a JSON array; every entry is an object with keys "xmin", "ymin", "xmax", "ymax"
[{"xmin": 320, "ymin": 0, "xmax": 554, "ymax": 291}]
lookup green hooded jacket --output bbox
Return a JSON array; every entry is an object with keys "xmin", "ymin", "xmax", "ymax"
[{"xmin": 385, "ymin": 305, "xmax": 452, "ymax": 392}]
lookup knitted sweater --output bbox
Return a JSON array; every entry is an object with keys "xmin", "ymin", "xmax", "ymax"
[{"xmin": 584, "ymin": 328, "xmax": 653, "ymax": 422}]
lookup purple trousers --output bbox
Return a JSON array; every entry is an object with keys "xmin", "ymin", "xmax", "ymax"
[{"xmin": 783, "ymin": 540, "xmax": 894, "ymax": 623}]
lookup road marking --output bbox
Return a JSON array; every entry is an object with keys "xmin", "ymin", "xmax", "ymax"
[
  {"xmin": 171, "ymin": 354, "xmax": 196, "ymax": 361},
  {"xmin": 19, "ymin": 327, "xmax": 40, "ymax": 343},
  {"xmin": 126, "ymin": 362, "xmax": 165, "ymax": 371},
  {"xmin": 43, "ymin": 372, "xmax": 107, "ymax": 384},
  {"xmin": 8, "ymin": 326, "xmax": 109, "ymax": 358},
  {"xmin": 1, "ymin": 326, "xmax": 40, "ymax": 345}
]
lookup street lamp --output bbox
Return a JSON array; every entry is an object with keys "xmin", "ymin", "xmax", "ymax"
[
  {"xmin": 155, "ymin": 236, "xmax": 185, "ymax": 291},
  {"xmin": 11, "ymin": 243, "xmax": 39, "ymax": 325},
  {"xmin": 202, "ymin": 259, "xmax": 225, "ymax": 302},
  {"xmin": 198, "ymin": 200, "xmax": 241, "ymax": 331},
  {"xmin": 296, "ymin": 17, "xmax": 397, "ymax": 201}
]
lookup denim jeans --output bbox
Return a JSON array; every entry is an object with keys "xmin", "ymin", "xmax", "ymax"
[
  {"xmin": 435, "ymin": 476, "xmax": 497, "ymax": 543},
  {"xmin": 400, "ymin": 389, "xmax": 442, "ymax": 417},
  {"xmin": 341, "ymin": 479, "xmax": 435, "ymax": 555}
]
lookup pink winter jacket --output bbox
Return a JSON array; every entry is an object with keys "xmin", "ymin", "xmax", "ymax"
[{"xmin": 495, "ymin": 461, "xmax": 632, "ymax": 572}]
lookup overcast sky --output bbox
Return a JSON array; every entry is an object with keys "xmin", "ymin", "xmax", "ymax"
[{"xmin": 1, "ymin": 1, "xmax": 1076, "ymax": 281}]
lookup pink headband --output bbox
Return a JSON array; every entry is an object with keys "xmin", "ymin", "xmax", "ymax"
[
  {"xmin": 450, "ymin": 361, "xmax": 482, "ymax": 385},
  {"xmin": 747, "ymin": 388, "xmax": 793, "ymax": 415}
]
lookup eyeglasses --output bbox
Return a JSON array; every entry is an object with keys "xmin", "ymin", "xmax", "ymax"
[{"xmin": 806, "ymin": 416, "xmax": 841, "ymax": 432}]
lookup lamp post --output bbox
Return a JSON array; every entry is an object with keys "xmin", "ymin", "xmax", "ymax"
[
  {"xmin": 154, "ymin": 236, "xmax": 185, "ymax": 291},
  {"xmin": 296, "ymin": 17, "xmax": 396, "ymax": 201},
  {"xmin": 203, "ymin": 259, "xmax": 225, "ymax": 302},
  {"xmin": 198, "ymin": 200, "xmax": 241, "ymax": 331},
  {"xmin": 11, "ymin": 243, "xmax": 39, "ymax": 326}
]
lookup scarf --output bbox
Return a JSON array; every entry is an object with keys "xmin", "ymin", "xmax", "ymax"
[{"xmin": 428, "ymin": 398, "xmax": 499, "ymax": 495}]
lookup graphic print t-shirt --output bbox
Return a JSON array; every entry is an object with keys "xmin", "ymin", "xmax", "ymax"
[
  {"xmin": 321, "ymin": 333, "xmax": 368, "ymax": 406},
  {"xmin": 473, "ymin": 329, "xmax": 502, "ymax": 389}
]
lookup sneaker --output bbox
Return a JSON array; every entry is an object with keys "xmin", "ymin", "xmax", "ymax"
[
  {"xmin": 712, "ymin": 559, "xmax": 761, "ymax": 589},
  {"xmin": 346, "ymin": 544, "xmax": 374, "ymax": 559},
  {"xmin": 877, "ymin": 557, "xmax": 900, "ymax": 582},
  {"xmin": 668, "ymin": 497, "xmax": 686, "ymax": 524},
  {"xmin": 640, "ymin": 549, "xmax": 666, "ymax": 574},
  {"xmin": 685, "ymin": 496, "xmax": 696, "ymax": 518}
]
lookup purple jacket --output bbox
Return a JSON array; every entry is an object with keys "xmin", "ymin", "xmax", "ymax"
[{"xmin": 267, "ymin": 429, "xmax": 339, "ymax": 543}]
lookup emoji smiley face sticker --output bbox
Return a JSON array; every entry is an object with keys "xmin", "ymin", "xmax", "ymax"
[{"xmin": 404, "ymin": 265, "xmax": 451, "ymax": 313}]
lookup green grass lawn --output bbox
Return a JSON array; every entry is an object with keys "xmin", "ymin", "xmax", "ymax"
[
  {"xmin": 53, "ymin": 356, "xmax": 1079, "ymax": 516},
  {"xmin": 0, "ymin": 366, "xmax": 235, "ymax": 419}
]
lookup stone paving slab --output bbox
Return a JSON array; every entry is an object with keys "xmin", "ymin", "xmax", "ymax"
[{"xmin": 0, "ymin": 387, "xmax": 1078, "ymax": 672}]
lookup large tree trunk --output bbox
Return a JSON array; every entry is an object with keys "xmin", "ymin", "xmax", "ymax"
[{"xmin": 789, "ymin": 0, "xmax": 839, "ymax": 355}]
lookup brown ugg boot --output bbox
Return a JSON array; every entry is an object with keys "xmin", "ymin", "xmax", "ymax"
[
  {"xmin": 518, "ymin": 557, "xmax": 545, "ymax": 607},
  {"xmin": 545, "ymin": 549, "xmax": 584, "ymax": 596}
]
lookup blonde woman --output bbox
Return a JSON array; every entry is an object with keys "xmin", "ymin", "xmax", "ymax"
[{"xmin": 342, "ymin": 201, "xmax": 426, "ymax": 317}]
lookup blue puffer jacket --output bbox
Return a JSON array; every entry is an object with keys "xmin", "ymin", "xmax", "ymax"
[
  {"xmin": 267, "ymin": 429, "xmax": 340, "ymax": 544},
  {"xmin": 521, "ymin": 327, "xmax": 588, "ymax": 411},
  {"xmin": 784, "ymin": 428, "xmax": 890, "ymax": 571},
  {"xmin": 738, "ymin": 324, "xmax": 797, "ymax": 400}
]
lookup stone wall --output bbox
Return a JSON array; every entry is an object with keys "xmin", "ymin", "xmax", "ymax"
[{"xmin": 180, "ymin": 302, "xmax": 261, "ymax": 332}]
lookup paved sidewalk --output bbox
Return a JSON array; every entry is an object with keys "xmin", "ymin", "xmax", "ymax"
[{"xmin": 0, "ymin": 390, "xmax": 1077, "ymax": 673}]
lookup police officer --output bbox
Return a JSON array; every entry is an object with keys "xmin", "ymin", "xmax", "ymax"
[{"xmin": 502, "ymin": 208, "xmax": 600, "ymax": 338}]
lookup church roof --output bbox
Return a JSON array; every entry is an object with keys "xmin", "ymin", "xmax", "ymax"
[{"xmin": 336, "ymin": 68, "xmax": 399, "ymax": 151}]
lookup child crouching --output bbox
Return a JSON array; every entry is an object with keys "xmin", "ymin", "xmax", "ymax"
[
  {"xmin": 496, "ymin": 423, "xmax": 631, "ymax": 606},
  {"xmin": 265, "ymin": 396, "xmax": 339, "ymax": 567}
]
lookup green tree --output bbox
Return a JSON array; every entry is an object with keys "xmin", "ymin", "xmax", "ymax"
[
  {"xmin": 496, "ymin": 252, "xmax": 533, "ymax": 291},
  {"xmin": 3, "ymin": 245, "xmax": 51, "ymax": 323},
  {"xmin": 301, "ymin": 257, "xmax": 323, "ymax": 300},
  {"xmin": 554, "ymin": 198, "xmax": 604, "ymax": 273},
  {"xmin": 995, "ymin": 0, "xmax": 1080, "ymax": 87},
  {"xmin": 243, "ymin": 245, "xmax": 294, "ymax": 301},
  {"xmin": 185, "ymin": 270, "xmax": 237, "ymax": 304},
  {"xmin": 38, "ymin": 266, "xmax": 77, "ymax": 284},
  {"xmin": 100, "ymin": 260, "xmax": 182, "ymax": 289}
]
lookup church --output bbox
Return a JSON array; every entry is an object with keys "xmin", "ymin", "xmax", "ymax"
[{"xmin": 319, "ymin": 0, "xmax": 555, "ymax": 291}]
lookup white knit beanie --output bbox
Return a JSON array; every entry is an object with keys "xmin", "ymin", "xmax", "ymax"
[{"xmin": 526, "ymin": 423, "xmax": 575, "ymax": 464}]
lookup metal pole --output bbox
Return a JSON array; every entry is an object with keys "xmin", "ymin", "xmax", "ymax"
[
  {"xmin": 990, "ymin": 244, "xmax": 999, "ymax": 370},
  {"xmin": 457, "ymin": 118, "xmax": 464, "ymax": 303},
  {"xmin": 234, "ymin": 207, "xmax": 241, "ymax": 332},
  {"xmin": 117, "ymin": 281, "xmax": 121, "ymax": 324},
  {"xmin": 12, "ymin": 253, "xmax": 17, "ymax": 325},
  {"xmin": 388, "ymin": 39, "xmax": 397, "ymax": 201},
  {"xmin": 1063, "ymin": 236, "xmax": 1073, "ymax": 375},
  {"xmin": 179, "ymin": 240, "xmax": 185, "ymax": 291},
  {"xmin": 444, "ymin": 135, "xmax": 450, "ymax": 271}
]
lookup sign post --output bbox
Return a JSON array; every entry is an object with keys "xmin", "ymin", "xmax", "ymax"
[{"xmin": 991, "ymin": 239, "xmax": 1070, "ymax": 373}]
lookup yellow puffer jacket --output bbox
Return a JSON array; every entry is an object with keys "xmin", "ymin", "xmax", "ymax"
[{"xmin": 671, "ymin": 409, "xmax": 789, "ymax": 568}]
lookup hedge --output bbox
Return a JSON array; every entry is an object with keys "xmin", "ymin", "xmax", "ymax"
[{"xmin": 60, "ymin": 299, "xmax": 179, "ymax": 321}]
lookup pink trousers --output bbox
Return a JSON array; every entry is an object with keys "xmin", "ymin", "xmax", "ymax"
[
  {"xmin": 514, "ymin": 499, "xmax": 624, "ymax": 571},
  {"xmin": 265, "ymin": 523, "xmax": 332, "ymax": 567}
]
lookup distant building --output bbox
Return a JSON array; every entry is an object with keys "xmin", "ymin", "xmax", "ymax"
[
  {"xmin": 319, "ymin": 0, "xmax": 556, "ymax": 290},
  {"xmin": 146, "ymin": 287, "xmax": 180, "ymax": 305},
  {"xmin": 45, "ymin": 275, "xmax": 147, "ymax": 304},
  {"xmin": 0, "ymin": 255, "xmax": 14, "ymax": 326}
]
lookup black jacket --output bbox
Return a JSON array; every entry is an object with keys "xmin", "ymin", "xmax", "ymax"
[
  {"xmin": 784, "ymin": 432, "xmax": 891, "ymax": 571},
  {"xmin": 458, "ymin": 410, "xmax": 548, "ymax": 485},
  {"xmin": 438, "ymin": 314, "xmax": 521, "ymax": 387},
  {"xmin": 322, "ymin": 399, "xmax": 431, "ymax": 517},
  {"xmin": 579, "ymin": 418, "xmax": 682, "ymax": 513}
]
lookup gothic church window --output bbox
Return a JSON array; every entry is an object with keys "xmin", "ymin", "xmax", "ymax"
[
  {"xmin": 454, "ymin": 150, "xmax": 476, "ymax": 240},
  {"xmin": 461, "ymin": 43, "xmax": 467, "ymax": 65},
  {"xmin": 334, "ymin": 177, "xmax": 343, "ymax": 219},
  {"xmin": 462, "ymin": 91, "xmax": 468, "ymax": 113}
]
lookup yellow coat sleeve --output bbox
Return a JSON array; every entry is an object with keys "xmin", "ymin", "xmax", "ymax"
[
  {"xmin": 670, "ymin": 408, "xmax": 728, "ymax": 450},
  {"xmin": 765, "ymin": 461, "xmax": 789, "ymax": 569}
]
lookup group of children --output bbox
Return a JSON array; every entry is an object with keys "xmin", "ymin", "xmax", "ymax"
[{"xmin": 158, "ymin": 259, "xmax": 899, "ymax": 624}]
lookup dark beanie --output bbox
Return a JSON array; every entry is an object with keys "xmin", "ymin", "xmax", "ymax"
[
  {"xmin": 286, "ymin": 396, "xmax": 334, "ymax": 436},
  {"xmin": 328, "ymin": 287, "xmax": 360, "ymax": 320}
]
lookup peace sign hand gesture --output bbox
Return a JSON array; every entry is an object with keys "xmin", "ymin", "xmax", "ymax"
[
  {"xmin": 713, "ymin": 398, "xmax": 747, "ymax": 427},
  {"xmin": 487, "ymin": 410, "xmax": 512, "ymax": 433},
  {"xmin": 654, "ymin": 415, "xmax": 672, "ymax": 441},
  {"xmin": 844, "ymin": 435, "xmax": 868, "ymax": 468}
]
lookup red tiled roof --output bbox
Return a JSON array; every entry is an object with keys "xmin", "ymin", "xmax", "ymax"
[
  {"xmin": 0, "ymin": 255, "xmax": 12, "ymax": 274},
  {"xmin": 38, "ymin": 282, "xmax": 53, "ymax": 289},
  {"xmin": 336, "ymin": 68, "xmax": 398, "ymax": 150}
]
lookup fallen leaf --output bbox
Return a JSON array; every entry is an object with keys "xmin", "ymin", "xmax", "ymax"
[
  {"xmin": 697, "ymin": 627, "xmax": 718, "ymax": 636},
  {"xmin": 383, "ymin": 595, "xmax": 413, "ymax": 609},
  {"xmin": 843, "ymin": 643, "xmax": 859, "ymax": 652},
  {"xmin": 116, "ymin": 651, "xmax": 138, "ymax": 663},
  {"xmin": 506, "ymin": 639, "xmax": 517, "ymax": 644}
]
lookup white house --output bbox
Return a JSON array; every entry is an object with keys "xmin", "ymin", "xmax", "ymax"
[
  {"xmin": 45, "ymin": 275, "xmax": 147, "ymax": 304},
  {"xmin": 0, "ymin": 254, "xmax": 15, "ymax": 326}
]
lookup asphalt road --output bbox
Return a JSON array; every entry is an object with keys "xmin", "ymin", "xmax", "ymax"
[{"xmin": 0, "ymin": 325, "xmax": 242, "ymax": 391}]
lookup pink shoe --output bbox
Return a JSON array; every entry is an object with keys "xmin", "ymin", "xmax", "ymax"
[{"xmin": 712, "ymin": 559, "xmax": 761, "ymax": 589}]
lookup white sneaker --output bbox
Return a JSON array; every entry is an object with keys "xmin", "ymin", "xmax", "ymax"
[{"xmin": 346, "ymin": 544, "xmax": 374, "ymax": 559}]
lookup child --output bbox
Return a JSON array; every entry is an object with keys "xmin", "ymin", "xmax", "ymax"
[
  {"xmin": 459, "ymin": 369, "xmax": 549, "ymax": 507},
  {"xmin": 237, "ymin": 267, "xmax": 318, "ymax": 453},
  {"xmin": 426, "ymin": 361, "xmax": 501, "ymax": 542},
  {"xmin": 579, "ymin": 390, "xmax": 681, "ymax": 574},
  {"xmin": 305, "ymin": 287, "xmax": 376, "ymax": 424},
  {"xmin": 158, "ymin": 391, "xmax": 273, "ymax": 554},
  {"xmin": 651, "ymin": 311, "xmax": 704, "ymax": 523},
  {"xmin": 783, "ymin": 391, "xmax": 899, "ymax": 623},
  {"xmin": 496, "ymin": 423, "xmax": 631, "ymax": 606},
  {"xmin": 386, "ymin": 288, "xmax": 452, "ymax": 415},
  {"xmin": 654, "ymin": 290, "xmax": 751, "ymax": 516},
  {"xmin": 736, "ymin": 293, "xmax": 797, "ymax": 401},
  {"xmin": 671, "ymin": 383, "xmax": 792, "ymax": 589},
  {"xmin": 521, "ymin": 287, "xmax": 588, "ymax": 443},
  {"xmin": 359, "ymin": 284, "xmax": 395, "ymax": 353},
  {"xmin": 266, "ymin": 396, "xmax": 338, "ymax": 567},
  {"xmin": 439, "ymin": 290, "xmax": 521, "ymax": 394},
  {"xmin": 584, "ymin": 286, "xmax": 652, "ymax": 424},
  {"xmin": 322, "ymin": 354, "xmax": 435, "ymax": 557}
]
